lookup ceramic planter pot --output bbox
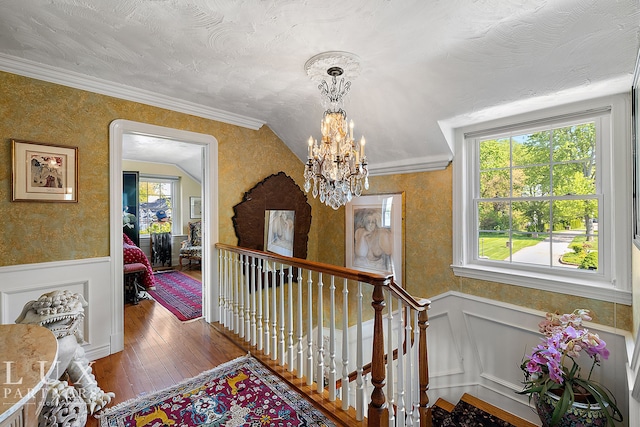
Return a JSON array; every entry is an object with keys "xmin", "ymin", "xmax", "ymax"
[{"xmin": 534, "ymin": 391, "xmax": 609, "ymax": 427}]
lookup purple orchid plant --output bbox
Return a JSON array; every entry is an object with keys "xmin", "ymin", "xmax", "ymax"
[{"xmin": 518, "ymin": 309, "xmax": 622, "ymax": 426}]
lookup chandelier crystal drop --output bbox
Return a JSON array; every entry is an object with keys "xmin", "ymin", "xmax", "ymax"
[{"xmin": 303, "ymin": 53, "xmax": 369, "ymax": 210}]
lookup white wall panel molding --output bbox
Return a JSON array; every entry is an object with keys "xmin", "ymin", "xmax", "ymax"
[
  {"xmin": 461, "ymin": 311, "xmax": 540, "ymax": 390},
  {"xmin": 0, "ymin": 257, "xmax": 113, "ymax": 362},
  {"xmin": 427, "ymin": 291, "xmax": 631, "ymax": 426},
  {"xmin": 1, "ymin": 278, "xmax": 90, "ymax": 338},
  {"xmin": 428, "ymin": 311, "xmax": 465, "ymax": 378}
]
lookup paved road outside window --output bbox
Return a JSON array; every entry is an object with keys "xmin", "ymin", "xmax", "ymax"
[{"xmin": 508, "ymin": 232, "xmax": 578, "ymax": 268}]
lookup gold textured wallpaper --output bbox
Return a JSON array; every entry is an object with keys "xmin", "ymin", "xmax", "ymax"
[
  {"xmin": 0, "ymin": 70, "xmax": 630, "ymax": 330},
  {"xmin": 0, "ymin": 71, "xmax": 320, "ymax": 265},
  {"xmin": 361, "ymin": 170, "xmax": 631, "ymax": 330}
]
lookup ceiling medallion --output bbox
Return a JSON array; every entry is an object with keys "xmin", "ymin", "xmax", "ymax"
[{"xmin": 303, "ymin": 52, "xmax": 368, "ymax": 210}]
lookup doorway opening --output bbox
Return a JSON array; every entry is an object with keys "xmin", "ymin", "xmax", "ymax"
[{"xmin": 109, "ymin": 119, "xmax": 219, "ymax": 354}]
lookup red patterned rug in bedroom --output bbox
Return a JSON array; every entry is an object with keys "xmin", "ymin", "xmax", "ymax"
[
  {"xmin": 149, "ymin": 270, "xmax": 202, "ymax": 321},
  {"xmin": 96, "ymin": 355, "xmax": 336, "ymax": 427}
]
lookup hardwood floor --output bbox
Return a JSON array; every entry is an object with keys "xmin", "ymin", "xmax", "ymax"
[
  {"xmin": 87, "ymin": 268, "xmax": 245, "ymax": 426},
  {"xmin": 87, "ymin": 268, "xmax": 360, "ymax": 426}
]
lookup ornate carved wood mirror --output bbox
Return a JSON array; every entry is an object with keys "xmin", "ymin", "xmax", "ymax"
[{"xmin": 232, "ymin": 172, "xmax": 312, "ymax": 259}]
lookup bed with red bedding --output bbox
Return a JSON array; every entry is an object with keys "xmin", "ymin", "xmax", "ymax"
[{"xmin": 123, "ymin": 233, "xmax": 156, "ymax": 289}]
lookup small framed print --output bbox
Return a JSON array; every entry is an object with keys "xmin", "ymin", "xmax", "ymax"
[
  {"xmin": 12, "ymin": 139, "xmax": 78, "ymax": 202},
  {"xmin": 190, "ymin": 196, "xmax": 202, "ymax": 219}
]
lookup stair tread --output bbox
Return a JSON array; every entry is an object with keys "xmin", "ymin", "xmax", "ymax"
[
  {"xmin": 433, "ymin": 393, "xmax": 538, "ymax": 427},
  {"xmin": 462, "ymin": 394, "xmax": 537, "ymax": 427},
  {"xmin": 434, "ymin": 398, "xmax": 456, "ymax": 413}
]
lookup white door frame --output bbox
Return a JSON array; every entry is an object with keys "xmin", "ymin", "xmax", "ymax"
[{"xmin": 109, "ymin": 119, "xmax": 219, "ymax": 353}]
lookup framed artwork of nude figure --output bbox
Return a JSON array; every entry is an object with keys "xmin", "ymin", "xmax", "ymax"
[{"xmin": 345, "ymin": 192, "xmax": 404, "ymax": 287}]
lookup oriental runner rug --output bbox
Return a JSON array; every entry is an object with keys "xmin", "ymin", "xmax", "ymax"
[
  {"xmin": 97, "ymin": 355, "xmax": 335, "ymax": 427},
  {"xmin": 149, "ymin": 270, "xmax": 202, "ymax": 321}
]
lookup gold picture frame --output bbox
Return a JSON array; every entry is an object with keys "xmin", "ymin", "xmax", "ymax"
[
  {"xmin": 12, "ymin": 139, "xmax": 78, "ymax": 202},
  {"xmin": 345, "ymin": 192, "xmax": 405, "ymax": 287}
]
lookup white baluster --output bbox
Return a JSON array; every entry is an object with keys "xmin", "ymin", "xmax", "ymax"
[
  {"xmin": 218, "ymin": 250, "xmax": 224, "ymax": 325},
  {"xmin": 245, "ymin": 255, "xmax": 251, "ymax": 342},
  {"xmin": 328, "ymin": 275, "xmax": 336, "ymax": 401},
  {"xmin": 250, "ymin": 256, "xmax": 257, "ymax": 346},
  {"xmin": 263, "ymin": 260, "xmax": 270, "ymax": 356},
  {"xmin": 396, "ymin": 299, "xmax": 406, "ymax": 427},
  {"xmin": 223, "ymin": 250, "xmax": 230, "ymax": 328},
  {"xmin": 387, "ymin": 291, "xmax": 395, "ymax": 427},
  {"xmin": 238, "ymin": 254, "xmax": 245, "ymax": 338},
  {"xmin": 297, "ymin": 268, "xmax": 304, "ymax": 378},
  {"xmin": 405, "ymin": 305, "xmax": 414, "ymax": 426},
  {"xmin": 316, "ymin": 272, "xmax": 325, "ymax": 393},
  {"xmin": 217, "ymin": 250, "xmax": 223, "ymax": 315},
  {"xmin": 278, "ymin": 264, "xmax": 286, "ymax": 366},
  {"xmin": 412, "ymin": 310, "xmax": 420, "ymax": 427},
  {"xmin": 356, "ymin": 281, "xmax": 364, "ymax": 421},
  {"xmin": 341, "ymin": 278, "xmax": 350, "ymax": 410},
  {"xmin": 306, "ymin": 269, "xmax": 314, "ymax": 386},
  {"xmin": 287, "ymin": 265, "xmax": 294, "ymax": 370},
  {"xmin": 257, "ymin": 258, "xmax": 264, "ymax": 351},
  {"xmin": 271, "ymin": 264, "xmax": 278, "ymax": 361},
  {"xmin": 234, "ymin": 253, "xmax": 240, "ymax": 334},
  {"xmin": 228, "ymin": 252, "xmax": 234, "ymax": 331}
]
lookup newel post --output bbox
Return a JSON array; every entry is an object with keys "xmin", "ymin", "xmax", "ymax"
[
  {"xmin": 418, "ymin": 308, "xmax": 432, "ymax": 427},
  {"xmin": 368, "ymin": 283, "xmax": 389, "ymax": 427}
]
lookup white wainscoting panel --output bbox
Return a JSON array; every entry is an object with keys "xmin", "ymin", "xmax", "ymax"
[
  {"xmin": 427, "ymin": 291, "xmax": 631, "ymax": 426},
  {"xmin": 0, "ymin": 257, "xmax": 113, "ymax": 361},
  {"xmin": 427, "ymin": 310, "xmax": 465, "ymax": 378}
]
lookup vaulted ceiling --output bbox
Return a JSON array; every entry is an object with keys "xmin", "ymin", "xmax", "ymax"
[{"xmin": 1, "ymin": 1, "xmax": 638, "ymax": 177}]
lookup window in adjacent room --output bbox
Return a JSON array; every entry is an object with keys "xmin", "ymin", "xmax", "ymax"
[{"xmin": 138, "ymin": 175, "xmax": 180, "ymax": 235}]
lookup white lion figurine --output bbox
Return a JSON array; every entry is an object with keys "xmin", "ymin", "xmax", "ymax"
[{"xmin": 16, "ymin": 290, "xmax": 115, "ymax": 426}]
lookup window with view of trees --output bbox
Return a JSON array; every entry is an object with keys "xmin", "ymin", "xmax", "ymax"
[
  {"xmin": 139, "ymin": 176, "xmax": 178, "ymax": 235},
  {"xmin": 454, "ymin": 97, "xmax": 633, "ymax": 303},
  {"xmin": 475, "ymin": 120, "xmax": 600, "ymax": 272}
]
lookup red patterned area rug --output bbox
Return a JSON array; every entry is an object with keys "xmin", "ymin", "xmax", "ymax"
[
  {"xmin": 149, "ymin": 270, "xmax": 202, "ymax": 321},
  {"xmin": 96, "ymin": 355, "xmax": 335, "ymax": 427}
]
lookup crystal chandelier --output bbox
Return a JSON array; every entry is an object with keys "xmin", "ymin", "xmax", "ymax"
[{"xmin": 303, "ymin": 52, "xmax": 369, "ymax": 210}]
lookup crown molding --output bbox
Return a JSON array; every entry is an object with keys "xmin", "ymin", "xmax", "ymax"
[
  {"xmin": 0, "ymin": 53, "xmax": 265, "ymax": 130},
  {"xmin": 368, "ymin": 154, "xmax": 453, "ymax": 176}
]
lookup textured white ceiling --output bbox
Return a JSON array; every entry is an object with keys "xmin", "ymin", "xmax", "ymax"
[
  {"xmin": 122, "ymin": 134, "xmax": 203, "ymax": 181},
  {"xmin": 1, "ymin": 0, "xmax": 638, "ymax": 177}
]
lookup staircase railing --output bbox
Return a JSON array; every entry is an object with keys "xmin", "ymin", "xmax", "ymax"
[{"xmin": 215, "ymin": 243, "xmax": 432, "ymax": 427}]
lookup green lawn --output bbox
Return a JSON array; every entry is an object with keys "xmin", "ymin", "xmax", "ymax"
[
  {"xmin": 478, "ymin": 233, "xmax": 545, "ymax": 260},
  {"xmin": 478, "ymin": 231, "xmax": 598, "ymax": 266}
]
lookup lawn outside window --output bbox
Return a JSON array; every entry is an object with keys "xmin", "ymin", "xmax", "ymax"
[{"xmin": 452, "ymin": 95, "xmax": 632, "ymax": 305}]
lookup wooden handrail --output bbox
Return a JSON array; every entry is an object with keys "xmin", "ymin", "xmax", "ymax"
[{"xmin": 215, "ymin": 243, "xmax": 430, "ymax": 311}]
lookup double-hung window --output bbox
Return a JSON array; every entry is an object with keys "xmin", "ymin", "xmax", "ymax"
[
  {"xmin": 453, "ymin": 95, "xmax": 631, "ymax": 304},
  {"xmin": 139, "ymin": 175, "xmax": 181, "ymax": 235}
]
